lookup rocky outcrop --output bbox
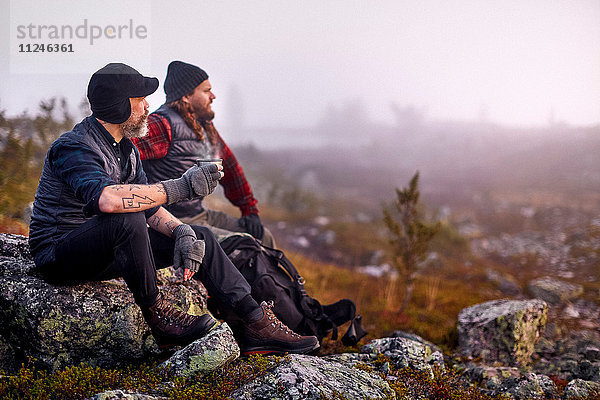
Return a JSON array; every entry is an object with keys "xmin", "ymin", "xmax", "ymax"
[
  {"xmin": 230, "ymin": 354, "xmax": 395, "ymax": 400},
  {"xmin": 463, "ymin": 365, "xmax": 558, "ymax": 399},
  {"xmin": 360, "ymin": 336, "xmax": 445, "ymax": 378},
  {"xmin": 3, "ymin": 233, "xmax": 600, "ymax": 400},
  {"xmin": 499, "ymin": 373, "xmax": 558, "ymax": 400},
  {"xmin": 88, "ymin": 391, "xmax": 167, "ymax": 400},
  {"xmin": 391, "ymin": 330, "xmax": 443, "ymax": 355},
  {"xmin": 456, "ymin": 298, "xmax": 600, "ymax": 399},
  {"xmin": 0, "ymin": 232, "xmax": 32, "ymax": 259},
  {"xmin": 160, "ymin": 323, "xmax": 239, "ymax": 377},
  {"xmin": 533, "ymin": 318, "xmax": 600, "ymax": 381},
  {"xmin": 528, "ymin": 276, "xmax": 584, "ymax": 304},
  {"xmin": 0, "ymin": 233, "xmax": 209, "ymax": 372},
  {"xmin": 458, "ymin": 299, "xmax": 547, "ymax": 366},
  {"xmin": 563, "ymin": 379, "xmax": 600, "ymax": 399}
]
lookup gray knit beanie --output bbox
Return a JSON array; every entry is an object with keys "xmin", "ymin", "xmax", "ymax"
[{"xmin": 164, "ymin": 61, "xmax": 209, "ymax": 103}]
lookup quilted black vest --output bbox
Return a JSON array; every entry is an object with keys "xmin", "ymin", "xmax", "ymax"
[
  {"xmin": 29, "ymin": 116, "xmax": 141, "ymax": 266},
  {"xmin": 142, "ymin": 104, "xmax": 217, "ymax": 217}
]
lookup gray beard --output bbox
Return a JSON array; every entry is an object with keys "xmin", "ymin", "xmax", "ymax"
[{"xmin": 121, "ymin": 112, "xmax": 149, "ymax": 138}]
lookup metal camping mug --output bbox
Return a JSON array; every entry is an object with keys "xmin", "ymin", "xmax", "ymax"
[
  {"xmin": 196, "ymin": 158, "xmax": 223, "ymax": 175},
  {"xmin": 196, "ymin": 158, "xmax": 223, "ymax": 167}
]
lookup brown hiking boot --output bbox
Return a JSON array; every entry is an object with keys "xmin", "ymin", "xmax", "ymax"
[
  {"xmin": 143, "ymin": 292, "xmax": 217, "ymax": 348},
  {"xmin": 240, "ymin": 301, "xmax": 319, "ymax": 355}
]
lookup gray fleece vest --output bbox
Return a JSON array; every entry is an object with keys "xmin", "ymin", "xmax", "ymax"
[
  {"xmin": 142, "ymin": 105, "xmax": 216, "ymax": 217},
  {"xmin": 29, "ymin": 116, "xmax": 141, "ymax": 266}
]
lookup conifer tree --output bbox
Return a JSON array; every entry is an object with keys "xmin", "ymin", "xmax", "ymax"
[
  {"xmin": 0, "ymin": 97, "xmax": 74, "ymax": 219},
  {"xmin": 383, "ymin": 171, "xmax": 440, "ymax": 314}
]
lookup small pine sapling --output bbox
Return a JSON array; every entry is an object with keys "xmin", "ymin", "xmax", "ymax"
[{"xmin": 383, "ymin": 171, "xmax": 440, "ymax": 314}]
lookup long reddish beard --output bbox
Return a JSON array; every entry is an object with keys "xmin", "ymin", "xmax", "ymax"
[{"xmin": 167, "ymin": 98, "xmax": 217, "ymax": 145}]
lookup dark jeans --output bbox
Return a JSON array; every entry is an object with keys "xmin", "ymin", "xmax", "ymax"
[{"xmin": 40, "ymin": 212, "xmax": 253, "ymax": 311}]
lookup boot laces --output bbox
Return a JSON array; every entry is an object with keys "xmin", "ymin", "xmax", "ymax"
[
  {"xmin": 262, "ymin": 301, "xmax": 301, "ymax": 338},
  {"xmin": 154, "ymin": 297, "xmax": 196, "ymax": 328}
]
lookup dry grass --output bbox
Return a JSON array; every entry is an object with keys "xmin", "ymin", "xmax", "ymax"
[
  {"xmin": 287, "ymin": 250, "xmax": 501, "ymax": 352},
  {"xmin": 0, "ymin": 216, "xmax": 28, "ymax": 236}
]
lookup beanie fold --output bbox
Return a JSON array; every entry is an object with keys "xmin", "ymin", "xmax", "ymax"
[{"xmin": 164, "ymin": 61, "xmax": 209, "ymax": 103}]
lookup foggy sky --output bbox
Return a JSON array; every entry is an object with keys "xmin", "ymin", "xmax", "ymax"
[{"xmin": 1, "ymin": 0, "xmax": 599, "ymax": 130}]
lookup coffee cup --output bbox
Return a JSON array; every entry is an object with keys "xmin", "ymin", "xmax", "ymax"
[
  {"xmin": 196, "ymin": 158, "xmax": 224, "ymax": 179},
  {"xmin": 196, "ymin": 158, "xmax": 223, "ymax": 168}
]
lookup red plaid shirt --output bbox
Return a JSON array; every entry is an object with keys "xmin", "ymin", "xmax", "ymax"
[{"xmin": 132, "ymin": 113, "xmax": 259, "ymax": 216}]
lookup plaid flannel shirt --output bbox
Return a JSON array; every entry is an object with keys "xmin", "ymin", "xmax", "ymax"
[{"xmin": 132, "ymin": 113, "xmax": 259, "ymax": 216}]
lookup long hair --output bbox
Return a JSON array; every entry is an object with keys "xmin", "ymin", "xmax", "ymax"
[{"xmin": 167, "ymin": 97, "xmax": 218, "ymax": 146}]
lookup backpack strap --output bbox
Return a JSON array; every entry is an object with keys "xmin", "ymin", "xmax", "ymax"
[
  {"xmin": 260, "ymin": 246, "xmax": 304, "ymax": 288},
  {"xmin": 260, "ymin": 244, "xmax": 368, "ymax": 345},
  {"xmin": 220, "ymin": 234, "xmax": 262, "ymax": 255},
  {"xmin": 220, "ymin": 236, "xmax": 368, "ymax": 345},
  {"xmin": 260, "ymin": 245, "xmax": 341, "ymax": 338},
  {"xmin": 341, "ymin": 314, "xmax": 368, "ymax": 346},
  {"xmin": 322, "ymin": 299, "xmax": 367, "ymax": 346}
]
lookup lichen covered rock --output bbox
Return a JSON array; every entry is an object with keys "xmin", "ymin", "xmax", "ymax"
[
  {"xmin": 458, "ymin": 299, "xmax": 547, "ymax": 366},
  {"xmin": 0, "ymin": 264, "xmax": 155, "ymax": 371},
  {"xmin": 391, "ymin": 330, "xmax": 443, "ymax": 355},
  {"xmin": 0, "ymin": 233, "xmax": 31, "ymax": 260},
  {"xmin": 0, "ymin": 233, "xmax": 209, "ymax": 372},
  {"xmin": 230, "ymin": 354, "xmax": 394, "ymax": 400},
  {"xmin": 463, "ymin": 365, "xmax": 522, "ymax": 388},
  {"xmin": 361, "ymin": 336, "xmax": 445, "ymax": 379},
  {"xmin": 498, "ymin": 373, "xmax": 557, "ymax": 400},
  {"xmin": 87, "ymin": 390, "xmax": 167, "ymax": 400},
  {"xmin": 160, "ymin": 323, "xmax": 239, "ymax": 377},
  {"xmin": 563, "ymin": 379, "xmax": 600, "ymax": 399}
]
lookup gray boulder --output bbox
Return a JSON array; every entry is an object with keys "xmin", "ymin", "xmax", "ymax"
[
  {"xmin": 463, "ymin": 365, "xmax": 521, "ymax": 388},
  {"xmin": 87, "ymin": 391, "xmax": 167, "ymax": 400},
  {"xmin": 0, "ymin": 233, "xmax": 209, "ymax": 372},
  {"xmin": 463, "ymin": 365, "xmax": 558, "ymax": 399},
  {"xmin": 0, "ymin": 233, "xmax": 32, "ymax": 259},
  {"xmin": 360, "ymin": 336, "xmax": 445, "ymax": 379},
  {"xmin": 160, "ymin": 323, "xmax": 239, "ymax": 377},
  {"xmin": 458, "ymin": 299, "xmax": 547, "ymax": 366},
  {"xmin": 528, "ymin": 276, "xmax": 584, "ymax": 304},
  {"xmin": 321, "ymin": 352, "xmax": 378, "ymax": 369},
  {"xmin": 504, "ymin": 373, "xmax": 558, "ymax": 400},
  {"xmin": 391, "ymin": 330, "xmax": 443, "ymax": 355},
  {"xmin": 563, "ymin": 379, "xmax": 600, "ymax": 399},
  {"xmin": 499, "ymin": 373, "xmax": 557, "ymax": 400},
  {"xmin": 230, "ymin": 354, "xmax": 395, "ymax": 400}
]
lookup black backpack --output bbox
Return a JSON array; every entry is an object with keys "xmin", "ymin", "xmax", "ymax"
[{"xmin": 216, "ymin": 234, "xmax": 367, "ymax": 346}]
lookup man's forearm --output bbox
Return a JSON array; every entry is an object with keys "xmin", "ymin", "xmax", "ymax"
[
  {"xmin": 147, "ymin": 206, "xmax": 183, "ymax": 237},
  {"xmin": 98, "ymin": 183, "xmax": 167, "ymax": 213}
]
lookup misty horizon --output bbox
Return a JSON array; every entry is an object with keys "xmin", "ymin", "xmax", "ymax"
[{"xmin": 1, "ymin": 0, "xmax": 599, "ymax": 132}]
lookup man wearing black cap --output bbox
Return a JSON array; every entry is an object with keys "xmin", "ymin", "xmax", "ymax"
[
  {"xmin": 29, "ymin": 63, "xmax": 318, "ymax": 354},
  {"xmin": 131, "ymin": 60, "xmax": 275, "ymax": 247}
]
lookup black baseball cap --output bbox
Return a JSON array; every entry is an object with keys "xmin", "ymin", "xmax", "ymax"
[{"xmin": 87, "ymin": 63, "xmax": 159, "ymax": 124}]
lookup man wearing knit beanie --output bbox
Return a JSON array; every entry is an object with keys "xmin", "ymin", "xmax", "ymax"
[
  {"xmin": 30, "ymin": 63, "xmax": 317, "ymax": 355},
  {"xmin": 131, "ymin": 60, "xmax": 276, "ymax": 247}
]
